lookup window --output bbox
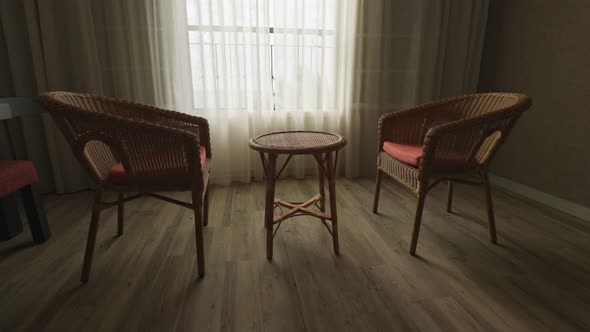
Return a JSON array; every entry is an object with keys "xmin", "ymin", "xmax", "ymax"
[{"xmin": 185, "ymin": 0, "xmax": 337, "ymax": 111}]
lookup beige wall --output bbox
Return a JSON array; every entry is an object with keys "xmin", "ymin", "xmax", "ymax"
[{"xmin": 479, "ymin": 0, "xmax": 590, "ymax": 207}]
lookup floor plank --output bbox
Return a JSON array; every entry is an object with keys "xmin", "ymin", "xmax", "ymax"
[{"xmin": 1, "ymin": 177, "xmax": 589, "ymax": 331}]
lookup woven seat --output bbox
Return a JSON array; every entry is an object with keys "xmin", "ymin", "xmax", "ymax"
[
  {"xmin": 38, "ymin": 91, "xmax": 212, "ymax": 282},
  {"xmin": 373, "ymin": 93, "xmax": 532, "ymax": 255}
]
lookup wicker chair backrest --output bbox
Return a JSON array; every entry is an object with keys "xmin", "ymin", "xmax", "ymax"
[{"xmin": 38, "ymin": 92, "xmax": 200, "ymax": 186}]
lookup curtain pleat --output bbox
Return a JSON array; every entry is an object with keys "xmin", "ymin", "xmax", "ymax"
[
  {"xmin": 0, "ymin": 0, "xmax": 488, "ymax": 192},
  {"xmin": 179, "ymin": 0, "xmax": 359, "ymax": 183}
]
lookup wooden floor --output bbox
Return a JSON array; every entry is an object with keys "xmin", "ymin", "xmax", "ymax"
[{"xmin": 1, "ymin": 177, "xmax": 590, "ymax": 331}]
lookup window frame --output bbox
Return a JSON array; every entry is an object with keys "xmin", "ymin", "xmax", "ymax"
[{"xmin": 186, "ymin": 24, "xmax": 335, "ymax": 111}]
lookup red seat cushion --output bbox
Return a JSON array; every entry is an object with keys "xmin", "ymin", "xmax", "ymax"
[
  {"xmin": 383, "ymin": 141, "xmax": 479, "ymax": 169},
  {"xmin": 107, "ymin": 146, "xmax": 207, "ymax": 185},
  {"xmin": 0, "ymin": 160, "xmax": 38, "ymax": 197},
  {"xmin": 107, "ymin": 164, "xmax": 128, "ymax": 185},
  {"xmin": 383, "ymin": 142, "xmax": 423, "ymax": 166}
]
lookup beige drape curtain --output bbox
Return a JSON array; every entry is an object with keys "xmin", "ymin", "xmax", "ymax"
[
  {"xmin": 0, "ymin": 0, "xmax": 181, "ymax": 192},
  {"xmin": 0, "ymin": 0, "xmax": 488, "ymax": 192},
  {"xmin": 353, "ymin": 0, "xmax": 489, "ymax": 175}
]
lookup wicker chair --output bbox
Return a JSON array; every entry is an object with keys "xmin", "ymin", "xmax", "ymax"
[
  {"xmin": 38, "ymin": 92, "xmax": 212, "ymax": 282},
  {"xmin": 373, "ymin": 93, "xmax": 532, "ymax": 255}
]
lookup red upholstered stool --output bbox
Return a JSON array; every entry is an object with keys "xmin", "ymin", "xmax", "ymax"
[{"xmin": 0, "ymin": 160, "xmax": 50, "ymax": 243}]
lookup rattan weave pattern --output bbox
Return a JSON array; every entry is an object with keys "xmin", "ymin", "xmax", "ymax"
[
  {"xmin": 249, "ymin": 131, "xmax": 346, "ymax": 154},
  {"xmin": 37, "ymin": 91, "xmax": 211, "ymax": 190},
  {"xmin": 37, "ymin": 91, "xmax": 213, "ymax": 281},
  {"xmin": 376, "ymin": 92, "xmax": 532, "ymax": 194},
  {"xmin": 377, "ymin": 151, "xmax": 420, "ymax": 192},
  {"xmin": 373, "ymin": 92, "xmax": 532, "ymax": 256},
  {"xmin": 249, "ymin": 130, "xmax": 346, "ymax": 259}
]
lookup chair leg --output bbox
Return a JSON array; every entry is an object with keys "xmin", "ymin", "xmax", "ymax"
[
  {"xmin": 481, "ymin": 172, "xmax": 498, "ymax": 244},
  {"xmin": 203, "ymin": 182, "xmax": 210, "ymax": 227},
  {"xmin": 81, "ymin": 189, "xmax": 103, "ymax": 283},
  {"xmin": 192, "ymin": 190, "xmax": 205, "ymax": 278},
  {"xmin": 316, "ymin": 157, "xmax": 326, "ymax": 222},
  {"xmin": 21, "ymin": 184, "xmax": 51, "ymax": 243},
  {"xmin": 0, "ymin": 193, "xmax": 23, "ymax": 241},
  {"xmin": 446, "ymin": 180, "xmax": 454, "ymax": 213},
  {"xmin": 373, "ymin": 169, "xmax": 383, "ymax": 214},
  {"xmin": 117, "ymin": 192, "xmax": 124, "ymax": 236},
  {"xmin": 410, "ymin": 192, "xmax": 426, "ymax": 256}
]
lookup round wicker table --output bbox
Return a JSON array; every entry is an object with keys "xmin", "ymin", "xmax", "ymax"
[{"xmin": 249, "ymin": 131, "xmax": 347, "ymax": 259}]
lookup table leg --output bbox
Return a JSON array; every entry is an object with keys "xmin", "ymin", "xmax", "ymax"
[
  {"xmin": 315, "ymin": 154, "xmax": 326, "ymax": 221},
  {"xmin": 326, "ymin": 152, "xmax": 339, "ymax": 255},
  {"xmin": 262, "ymin": 152, "xmax": 277, "ymax": 260}
]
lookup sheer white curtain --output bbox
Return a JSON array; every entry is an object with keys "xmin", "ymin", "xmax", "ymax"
[
  {"xmin": 1, "ymin": 0, "xmax": 489, "ymax": 191},
  {"xmin": 169, "ymin": 0, "xmax": 359, "ymax": 183}
]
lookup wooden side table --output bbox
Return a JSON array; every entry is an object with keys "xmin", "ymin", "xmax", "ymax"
[{"xmin": 249, "ymin": 131, "xmax": 347, "ymax": 259}]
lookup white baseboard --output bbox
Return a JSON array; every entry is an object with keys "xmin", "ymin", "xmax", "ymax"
[{"xmin": 489, "ymin": 174, "xmax": 590, "ymax": 222}]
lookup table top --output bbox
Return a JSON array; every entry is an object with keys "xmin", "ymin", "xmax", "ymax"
[{"xmin": 249, "ymin": 131, "xmax": 346, "ymax": 154}]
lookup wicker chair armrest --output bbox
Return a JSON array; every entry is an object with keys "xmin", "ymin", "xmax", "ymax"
[
  {"xmin": 419, "ymin": 110, "xmax": 520, "ymax": 173},
  {"xmin": 38, "ymin": 91, "xmax": 211, "ymax": 186},
  {"xmin": 157, "ymin": 112, "xmax": 211, "ymax": 158},
  {"xmin": 66, "ymin": 94, "xmax": 212, "ymax": 158},
  {"xmin": 67, "ymin": 112, "xmax": 203, "ymax": 184},
  {"xmin": 116, "ymin": 119, "xmax": 203, "ymax": 184},
  {"xmin": 118, "ymin": 123, "xmax": 204, "ymax": 186}
]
